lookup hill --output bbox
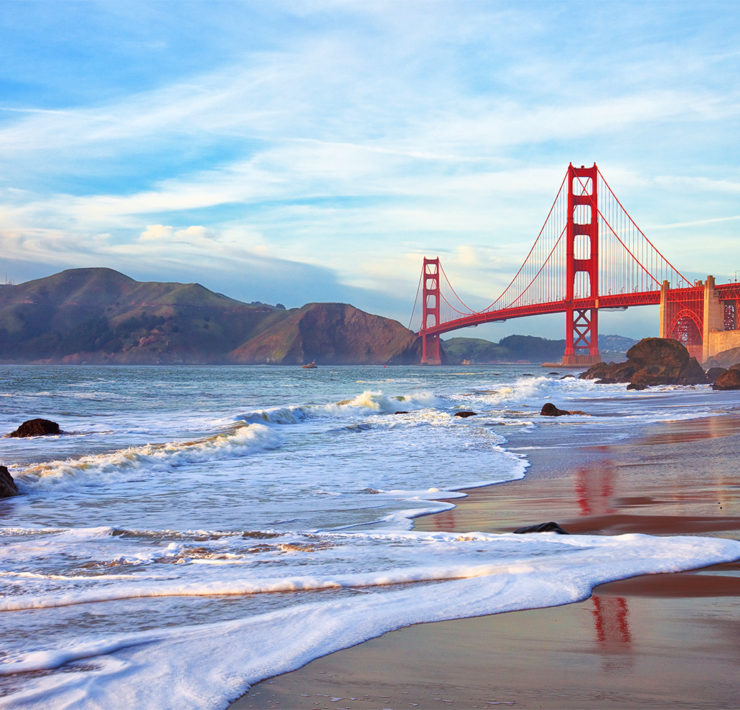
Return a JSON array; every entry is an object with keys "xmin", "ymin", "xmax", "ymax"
[
  {"xmin": 443, "ymin": 333, "xmax": 638, "ymax": 364},
  {"xmin": 0, "ymin": 268, "xmax": 419, "ymax": 365},
  {"xmin": 229, "ymin": 302, "xmax": 420, "ymax": 365}
]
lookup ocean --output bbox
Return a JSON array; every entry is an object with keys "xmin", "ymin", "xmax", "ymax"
[{"xmin": 1, "ymin": 364, "xmax": 739, "ymax": 709}]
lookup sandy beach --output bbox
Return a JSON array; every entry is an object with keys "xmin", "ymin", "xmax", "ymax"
[{"xmin": 232, "ymin": 413, "xmax": 740, "ymax": 709}]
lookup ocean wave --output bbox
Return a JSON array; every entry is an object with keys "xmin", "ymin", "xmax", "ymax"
[
  {"xmin": 2, "ymin": 533, "xmax": 738, "ymax": 710},
  {"xmin": 12, "ymin": 424, "xmax": 281, "ymax": 488},
  {"xmin": 238, "ymin": 389, "xmax": 441, "ymax": 425}
]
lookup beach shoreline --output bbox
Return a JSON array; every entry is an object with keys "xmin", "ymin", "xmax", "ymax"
[{"xmin": 231, "ymin": 412, "xmax": 740, "ymax": 709}]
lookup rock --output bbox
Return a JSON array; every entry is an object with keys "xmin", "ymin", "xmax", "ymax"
[
  {"xmin": 712, "ymin": 368, "xmax": 740, "ymax": 390},
  {"xmin": 514, "ymin": 521, "xmax": 569, "ymax": 534},
  {"xmin": 627, "ymin": 337, "xmax": 688, "ymax": 367},
  {"xmin": 626, "ymin": 383, "xmax": 647, "ymax": 391},
  {"xmin": 454, "ymin": 410, "xmax": 477, "ymax": 418},
  {"xmin": 0, "ymin": 466, "xmax": 18, "ymax": 498},
  {"xmin": 548, "ymin": 371, "xmax": 559, "ymax": 375},
  {"xmin": 581, "ymin": 338, "xmax": 708, "ymax": 388},
  {"xmin": 393, "ymin": 411, "xmax": 409, "ymax": 415},
  {"xmin": 580, "ymin": 361, "xmax": 635, "ymax": 383},
  {"xmin": 8, "ymin": 418, "xmax": 61, "ymax": 438},
  {"xmin": 540, "ymin": 402, "xmax": 570, "ymax": 416},
  {"xmin": 705, "ymin": 367, "xmax": 727, "ymax": 384}
]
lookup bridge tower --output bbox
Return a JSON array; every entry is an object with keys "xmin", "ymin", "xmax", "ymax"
[
  {"xmin": 563, "ymin": 163, "xmax": 601, "ymax": 366},
  {"xmin": 421, "ymin": 257, "xmax": 442, "ymax": 365}
]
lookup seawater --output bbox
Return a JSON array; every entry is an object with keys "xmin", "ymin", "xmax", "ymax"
[{"xmin": 1, "ymin": 364, "xmax": 739, "ymax": 709}]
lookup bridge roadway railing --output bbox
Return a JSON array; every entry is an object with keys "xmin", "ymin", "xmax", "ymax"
[{"xmin": 418, "ymin": 290, "xmax": 661, "ymax": 337}]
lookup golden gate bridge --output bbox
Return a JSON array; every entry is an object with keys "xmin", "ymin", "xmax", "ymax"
[{"xmin": 410, "ymin": 163, "xmax": 740, "ymax": 365}]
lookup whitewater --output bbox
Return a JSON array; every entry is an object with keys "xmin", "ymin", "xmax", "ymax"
[{"xmin": 1, "ymin": 364, "xmax": 739, "ymax": 709}]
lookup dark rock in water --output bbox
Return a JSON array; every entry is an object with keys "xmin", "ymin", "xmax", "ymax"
[
  {"xmin": 704, "ymin": 367, "xmax": 727, "ymax": 384},
  {"xmin": 627, "ymin": 338, "xmax": 687, "ymax": 368},
  {"xmin": 394, "ymin": 411, "xmax": 409, "ymax": 415},
  {"xmin": 9, "ymin": 418, "xmax": 61, "ymax": 438},
  {"xmin": 560, "ymin": 374, "xmax": 575, "ymax": 380},
  {"xmin": 548, "ymin": 371, "xmax": 559, "ymax": 375},
  {"xmin": 0, "ymin": 466, "xmax": 18, "ymax": 498},
  {"xmin": 540, "ymin": 402, "xmax": 571, "ymax": 416},
  {"xmin": 454, "ymin": 410, "xmax": 477, "ymax": 418},
  {"xmin": 514, "ymin": 521, "xmax": 569, "ymax": 535},
  {"xmin": 712, "ymin": 368, "xmax": 740, "ymax": 390},
  {"xmin": 580, "ymin": 338, "xmax": 707, "ymax": 388},
  {"xmin": 580, "ymin": 360, "xmax": 635, "ymax": 383},
  {"xmin": 626, "ymin": 383, "xmax": 647, "ymax": 391}
]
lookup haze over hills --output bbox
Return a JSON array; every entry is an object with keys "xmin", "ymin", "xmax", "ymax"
[{"xmin": 0, "ymin": 268, "xmax": 638, "ymax": 365}]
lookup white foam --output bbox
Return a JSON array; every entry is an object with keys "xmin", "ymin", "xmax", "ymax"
[
  {"xmin": 2, "ymin": 532, "xmax": 738, "ymax": 709},
  {"xmin": 13, "ymin": 424, "xmax": 281, "ymax": 488}
]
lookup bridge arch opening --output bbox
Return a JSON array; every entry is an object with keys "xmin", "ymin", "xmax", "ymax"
[{"xmin": 668, "ymin": 309, "xmax": 702, "ymax": 351}]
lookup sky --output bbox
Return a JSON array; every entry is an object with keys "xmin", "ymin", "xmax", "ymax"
[{"xmin": 1, "ymin": 0, "xmax": 739, "ymax": 340}]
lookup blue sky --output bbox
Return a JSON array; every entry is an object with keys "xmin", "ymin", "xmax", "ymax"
[{"xmin": 1, "ymin": 0, "xmax": 739, "ymax": 340}]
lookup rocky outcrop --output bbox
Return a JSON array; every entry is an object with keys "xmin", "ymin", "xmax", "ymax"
[
  {"xmin": 8, "ymin": 418, "xmax": 60, "ymax": 438},
  {"xmin": 453, "ymin": 411, "xmax": 477, "ymax": 418},
  {"xmin": 712, "ymin": 364, "xmax": 740, "ymax": 390},
  {"xmin": 580, "ymin": 338, "xmax": 707, "ymax": 388},
  {"xmin": 540, "ymin": 402, "xmax": 582, "ymax": 416},
  {"xmin": 705, "ymin": 367, "xmax": 728, "ymax": 384},
  {"xmin": 0, "ymin": 466, "xmax": 18, "ymax": 497}
]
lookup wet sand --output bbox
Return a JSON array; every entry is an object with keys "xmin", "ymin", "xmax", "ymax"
[{"xmin": 232, "ymin": 414, "xmax": 740, "ymax": 709}]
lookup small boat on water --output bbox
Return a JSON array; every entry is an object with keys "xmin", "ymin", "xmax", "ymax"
[{"xmin": 301, "ymin": 362, "xmax": 317, "ymax": 369}]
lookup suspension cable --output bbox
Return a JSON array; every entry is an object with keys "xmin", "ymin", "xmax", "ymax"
[
  {"xmin": 597, "ymin": 168, "xmax": 692, "ymax": 286},
  {"xmin": 407, "ymin": 262, "xmax": 424, "ymax": 330},
  {"xmin": 480, "ymin": 168, "xmax": 569, "ymax": 312}
]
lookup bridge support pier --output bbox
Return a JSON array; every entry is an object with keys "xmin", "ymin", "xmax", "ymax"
[{"xmin": 563, "ymin": 307, "xmax": 601, "ymax": 366}]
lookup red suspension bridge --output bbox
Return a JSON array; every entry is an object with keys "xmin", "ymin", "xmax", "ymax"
[{"xmin": 411, "ymin": 163, "xmax": 740, "ymax": 366}]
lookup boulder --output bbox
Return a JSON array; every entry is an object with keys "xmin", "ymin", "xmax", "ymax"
[
  {"xmin": 540, "ymin": 402, "xmax": 571, "ymax": 416},
  {"xmin": 8, "ymin": 419, "xmax": 61, "ymax": 438},
  {"xmin": 626, "ymin": 337, "xmax": 688, "ymax": 367},
  {"xmin": 705, "ymin": 367, "xmax": 727, "ymax": 384},
  {"xmin": 580, "ymin": 361, "xmax": 635, "ymax": 383},
  {"xmin": 712, "ymin": 368, "xmax": 740, "ymax": 390},
  {"xmin": 626, "ymin": 383, "xmax": 647, "ymax": 391},
  {"xmin": 514, "ymin": 521, "xmax": 569, "ymax": 535},
  {"xmin": 580, "ymin": 338, "xmax": 707, "ymax": 388},
  {"xmin": 454, "ymin": 410, "xmax": 477, "ymax": 418},
  {"xmin": 0, "ymin": 466, "xmax": 18, "ymax": 498}
]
